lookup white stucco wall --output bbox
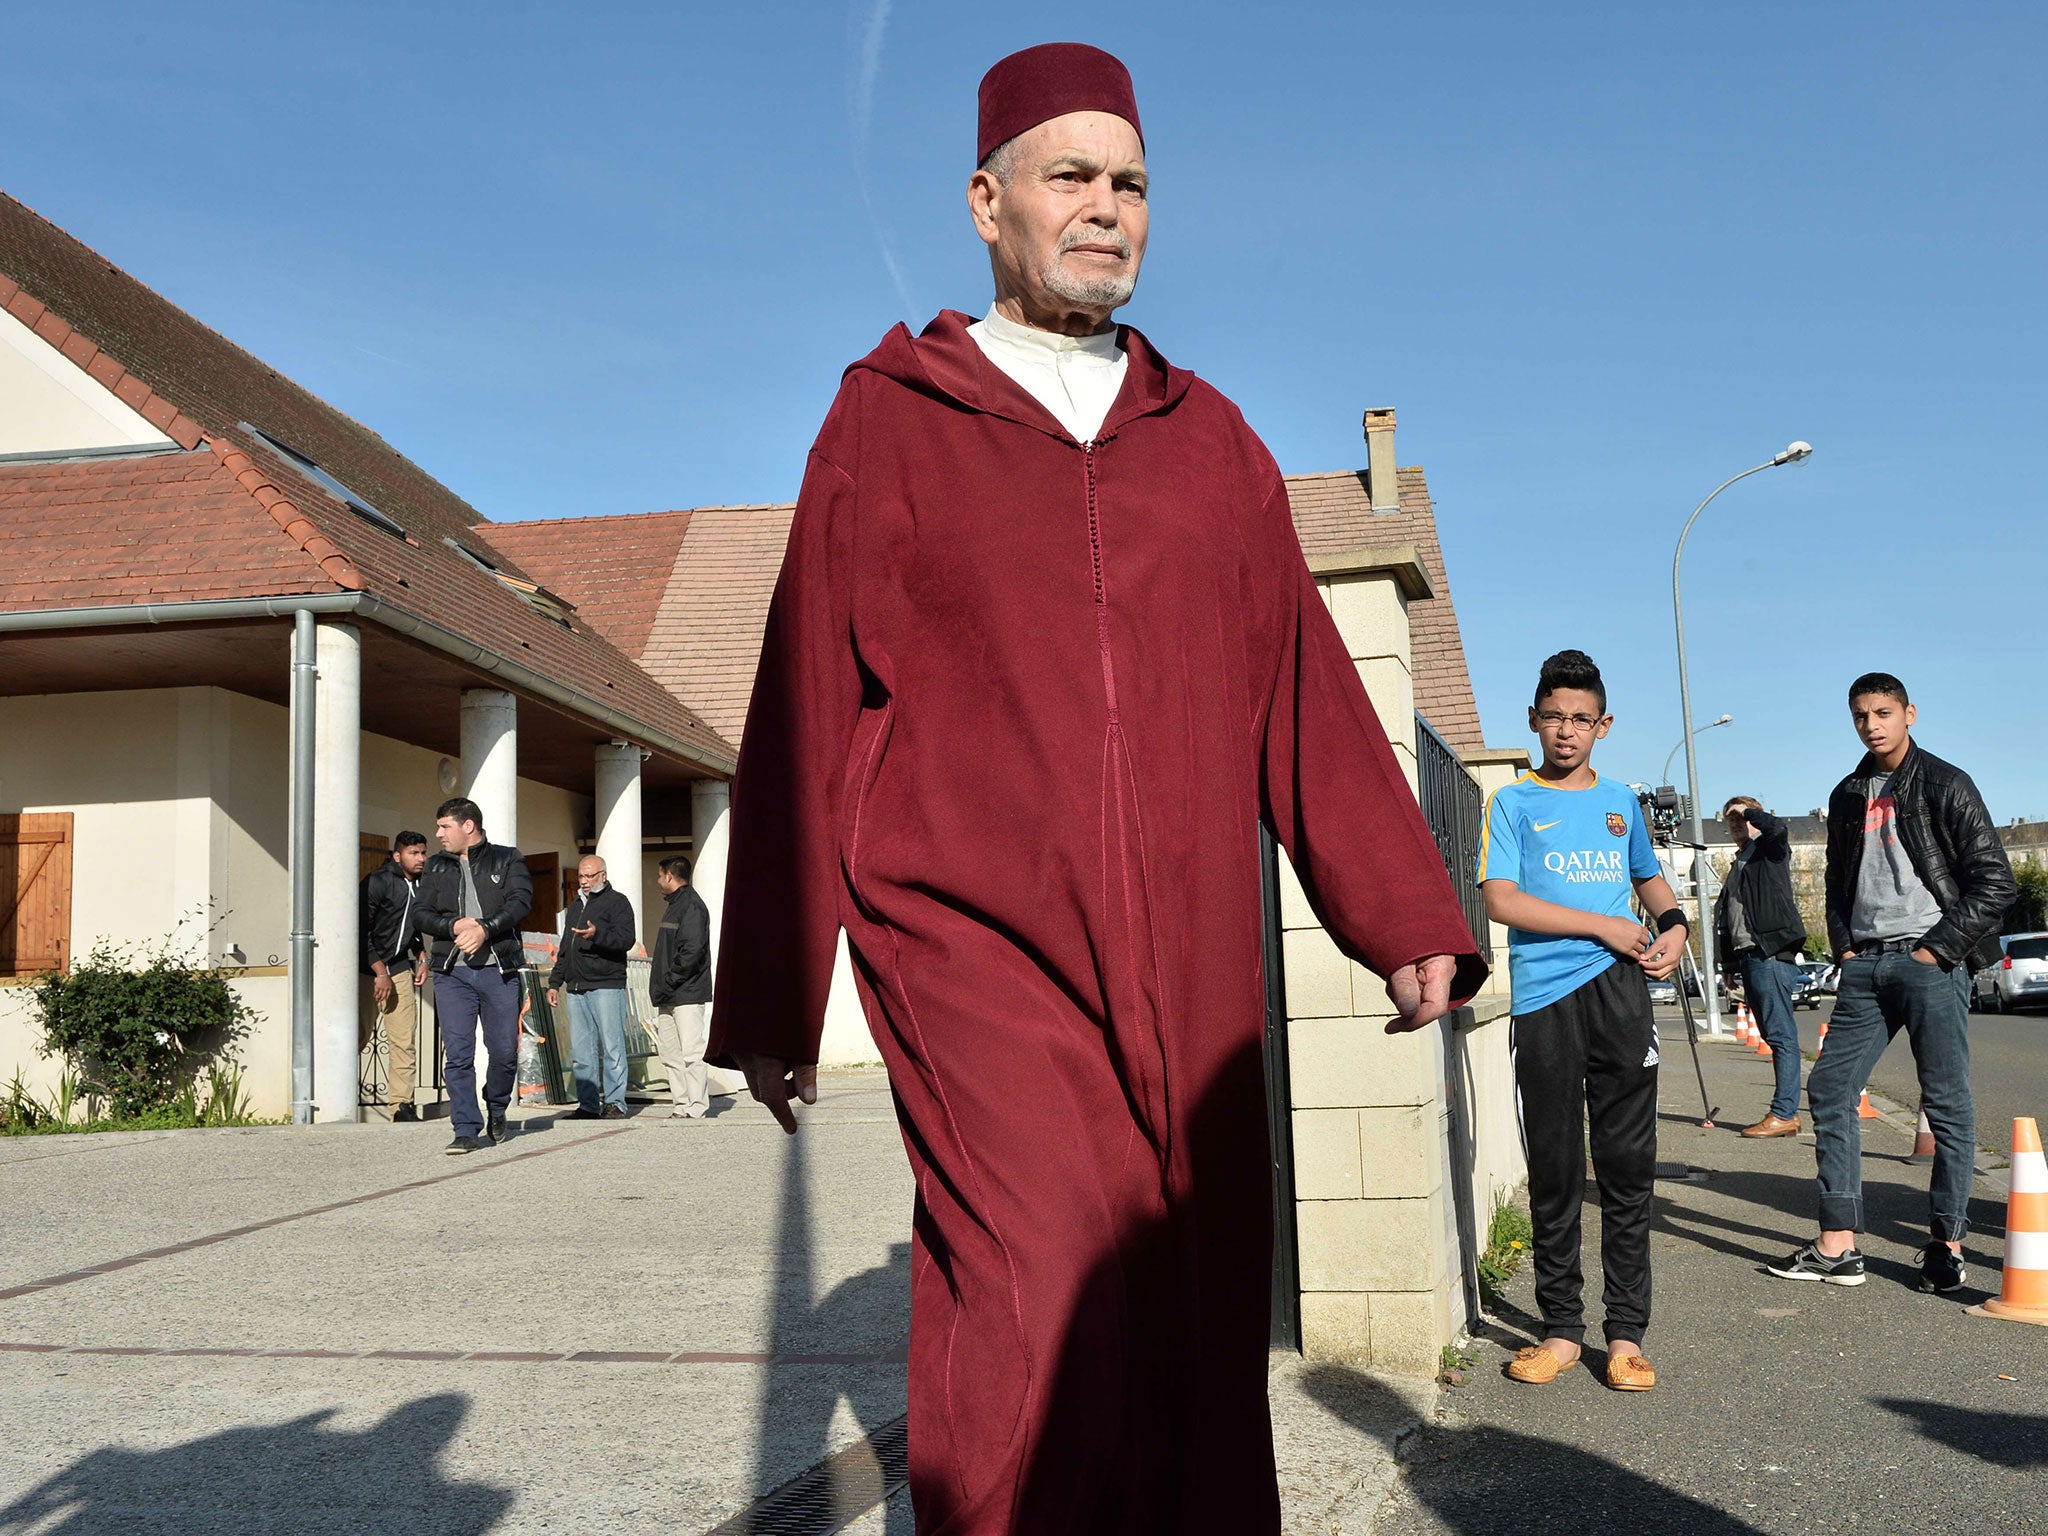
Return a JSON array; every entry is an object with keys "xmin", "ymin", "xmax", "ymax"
[
  {"xmin": 0, "ymin": 305, "xmax": 173, "ymax": 456},
  {"xmin": 0, "ymin": 686, "xmax": 594, "ymax": 1119}
]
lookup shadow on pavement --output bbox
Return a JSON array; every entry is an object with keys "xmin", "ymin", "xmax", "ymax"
[
  {"xmin": 755, "ymin": 1123, "xmax": 912, "ymax": 1534},
  {"xmin": 1302, "ymin": 1365, "xmax": 1764, "ymax": 1534},
  {"xmin": 0, "ymin": 1393, "xmax": 508, "ymax": 1535},
  {"xmin": 1877, "ymin": 1398, "xmax": 2048, "ymax": 1469}
]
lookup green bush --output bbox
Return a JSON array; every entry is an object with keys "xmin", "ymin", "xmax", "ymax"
[
  {"xmin": 28, "ymin": 935, "xmax": 254, "ymax": 1120},
  {"xmin": 2008, "ymin": 857, "xmax": 2048, "ymax": 935}
]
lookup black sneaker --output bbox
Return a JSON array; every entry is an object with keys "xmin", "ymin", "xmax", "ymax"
[
  {"xmin": 445, "ymin": 1135, "xmax": 482, "ymax": 1156},
  {"xmin": 1918, "ymin": 1242, "xmax": 1966, "ymax": 1293},
  {"xmin": 601, "ymin": 1104, "xmax": 628, "ymax": 1119},
  {"xmin": 486, "ymin": 1115, "xmax": 507, "ymax": 1146},
  {"xmin": 391, "ymin": 1103, "xmax": 419, "ymax": 1124},
  {"xmin": 1766, "ymin": 1243, "xmax": 1867, "ymax": 1286},
  {"xmin": 565, "ymin": 1107, "xmax": 602, "ymax": 1121}
]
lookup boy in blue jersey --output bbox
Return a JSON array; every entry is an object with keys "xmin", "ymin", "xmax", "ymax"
[{"xmin": 1478, "ymin": 650, "xmax": 1688, "ymax": 1392}]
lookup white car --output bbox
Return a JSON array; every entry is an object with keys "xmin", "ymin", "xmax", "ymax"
[{"xmin": 1973, "ymin": 932, "xmax": 2048, "ymax": 1014}]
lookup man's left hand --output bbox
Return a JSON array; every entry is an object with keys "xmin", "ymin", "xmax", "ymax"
[
  {"xmin": 1911, "ymin": 946, "xmax": 1941, "ymax": 966},
  {"xmin": 1385, "ymin": 954, "xmax": 1459, "ymax": 1034},
  {"xmin": 571, "ymin": 922, "xmax": 596, "ymax": 940},
  {"xmin": 1637, "ymin": 928, "xmax": 1686, "ymax": 980},
  {"xmin": 452, "ymin": 918, "xmax": 488, "ymax": 955}
]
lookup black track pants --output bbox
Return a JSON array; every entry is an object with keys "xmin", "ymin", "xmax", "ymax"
[{"xmin": 1512, "ymin": 959, "xmax": 1659, "ymax": 1347}]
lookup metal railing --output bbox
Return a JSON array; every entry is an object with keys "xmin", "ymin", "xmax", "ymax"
[{"xmin": 1415, "ymin": 713, "xmax": 1491, "ymax": 967}]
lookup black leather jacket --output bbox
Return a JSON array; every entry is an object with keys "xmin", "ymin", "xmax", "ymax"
[
  {"xmin": 359, "ymin": 860, "xmax": 424, "ymax": 975},
  {"xmin": 1715, "ymin": 807, "xmax": 1807, "ymax": 962},
  {"xmin": 418, "ymin": 841, "xmax": 535, "ymax": 974},
  {"xmin": 1825, "ymin": 742, "xmax": 2015, "ymax": 972},
  {"xmin": 650, "ymin": 883, "xmax": 712, "ymax": 1006},
  {"xmin": 547, "ymin": 886, "xmax": 635, "ymax": 992}
]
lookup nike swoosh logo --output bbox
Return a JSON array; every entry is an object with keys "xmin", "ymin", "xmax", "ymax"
[{"xmin": 1533, "ymin": 820, "xmax": 1562, "ymax": 832}]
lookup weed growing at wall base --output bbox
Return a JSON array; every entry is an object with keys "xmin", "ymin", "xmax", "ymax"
[{"xmin": 1477, "ymin": 1186, "xmax": 1535, "ymax": 1305}]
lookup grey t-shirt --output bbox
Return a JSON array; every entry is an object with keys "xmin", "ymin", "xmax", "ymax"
[
  {"xmin": 1851, "ymin": 773, "xmax": 1946, "ymax": 944},
  {"xmin": 458, "ymin": 854, "xmax": 490, "ymax": 968}
]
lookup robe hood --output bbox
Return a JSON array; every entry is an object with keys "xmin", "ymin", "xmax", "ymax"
[{"xmin": 848, "ymin": 309, "xmax": 1196, "ymax": 442}]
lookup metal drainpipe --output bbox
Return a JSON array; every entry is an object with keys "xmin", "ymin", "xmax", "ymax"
[{"xmin": 289, "ymin": 609, "xmax": 318, "ymax": 1124}]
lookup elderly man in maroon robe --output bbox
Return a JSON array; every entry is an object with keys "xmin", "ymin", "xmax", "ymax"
[{"xmin": 711, "ymin": 41, "xmax": 1486, "ymax": 1535}]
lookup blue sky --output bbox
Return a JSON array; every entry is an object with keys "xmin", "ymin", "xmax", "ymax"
[{"xmin": 6, "ymin": 2, "xmax": 2042, "ymax": 820}]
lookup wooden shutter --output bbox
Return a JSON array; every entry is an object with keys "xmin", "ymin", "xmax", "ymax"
[
  {"xmin": 360, "ymin": 832, "xmax": 392, "ymax": 881},
  {"xmin": 0, "ymin": 813, "xmax": 74, "ymax": 977}
]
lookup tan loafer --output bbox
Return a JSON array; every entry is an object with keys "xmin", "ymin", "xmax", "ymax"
[
  {"xmin": 1741, "ymin": 1114, "xmax": 1802, "ymax": 1138},
  {"xmin": 1606, "ymin": 1352, "xmax": 1656, "ymax": 1391},
  {"xmin": 1506, "ymin": 1345, "xmax": 1579, "ymax": 1384}
]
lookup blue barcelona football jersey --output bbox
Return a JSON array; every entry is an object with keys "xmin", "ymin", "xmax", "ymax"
[{"xmin": 1475, "ymin": 772, "xmax": 1661, "ymax": 1016}]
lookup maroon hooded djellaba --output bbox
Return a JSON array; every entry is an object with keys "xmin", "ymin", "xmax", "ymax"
[{"xmin": 710, "ymin": 310, "xmax": 1485, "ymax": 1532}]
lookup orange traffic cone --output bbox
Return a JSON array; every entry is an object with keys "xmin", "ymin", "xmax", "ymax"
[
  {"xmin": 1970, "ymin": 1118, "xmax": 2048, "ymax": 1327},
  {"xmin": 1734, "ymin": 1005, "xmax": 1752, "ymax": 1045},
  {"xmin": 1753, "ymin": 1020, "xmax": 1772, "ymax": 1058},
  {"xmin": 1858, "ymin": 1089, "xmax": 1880, "ymax": 1120},
  {"xmin": 1910, "ymin": 1103, "xmax": 1936, "ymax": 1163}
]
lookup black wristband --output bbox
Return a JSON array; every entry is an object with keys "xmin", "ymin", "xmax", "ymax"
[{"xmin": 1654, "ymin": 909, "xmax": 1689, "ymax": 935}]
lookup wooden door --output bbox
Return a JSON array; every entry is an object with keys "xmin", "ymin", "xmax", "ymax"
[
  {"xmin": 360, "ymin": 832, "xmax": 392, "ymax": 881},
  {"xmin": 525, "ymin": 853, "xmax": 560, "ymax": 930},
  {"xmin": 0, "ymin": 812, "xmax": 74, "ymax": 976}
]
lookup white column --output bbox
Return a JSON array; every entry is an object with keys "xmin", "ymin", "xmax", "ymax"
[
  {"xmin": 459, "ymin": 688, "xmax": 518, "ymax": 846},
  {"xmin": 595, "ymin": 742, "xmax": 645, "ymax": 948},
  {"xmin": 312, "ymin": 620, "xmax": 361, "ymax": 1124},
  {"xmin": 689, "ymin": 778, "xmax": 731, "ymax": 972}
]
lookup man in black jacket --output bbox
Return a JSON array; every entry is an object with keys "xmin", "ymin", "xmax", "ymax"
[
  {"xmin": 649, "ymin": 855, "xmax": 713, "ymax": 1118},
  {"xmin": 1715, "ymin": 797, "xmax": 1809, "ymax": 1139},
  {"xmin": 1770, "ymin": 674, "xmax": 2015, "ymax": 1294},
  {"xmin": 546, "ymin": 855, "xmax": 636, "ymax": 1119},
  {"xmin": 360, "ymin": 831, "xmax": 429, "ymax": 1122},
  {"xmin": 417, "ymin": 797, "xmax": 535, "ymax": 1155}
]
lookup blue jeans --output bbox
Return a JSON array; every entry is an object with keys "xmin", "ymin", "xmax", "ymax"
[
  {"xmin": 1806, "ymin": 950, "xmax": 1975, "ymax": 1241},
  {"xmin": 567, "ymin": 987, "xmax": 629, "ymax": 1111},
  {"xmin": 1740, "ymin": 953, "xmax": 1803, "ymax": 1120},
  {"xmin": 437, "ymin": 963, "xmax": 521, "ymax": 1138}
]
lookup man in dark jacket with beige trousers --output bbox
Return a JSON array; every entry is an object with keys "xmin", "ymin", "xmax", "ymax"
[{"xmin": 650, "ymin": 855, "xmax": 713, "ymax": 1118}]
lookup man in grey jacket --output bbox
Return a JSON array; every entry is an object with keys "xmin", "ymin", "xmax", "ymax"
[{"xmin": 649, "ymin": 855, "xmax": 713, "ymax": 1118}]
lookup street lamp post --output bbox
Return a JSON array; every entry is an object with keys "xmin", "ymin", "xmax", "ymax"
[
  {"xmin": 1664, "ymin": 714, "xmax": 1733, "ymax": 790},
  {"xmin": 1673, "ymin": 441, "xmax": 1811, "ymax": 1039}
]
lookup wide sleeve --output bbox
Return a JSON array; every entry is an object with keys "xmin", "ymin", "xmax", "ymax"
[
  {"xmin": 1254, "ymin": 481, "xmax": 1488, "ymax": 1006},
  {"xmin": 1627, "ymin": 800, "xmax": 1660, "ymax": 881},
  {"xmin": 709, "ymin": 434, "xmax": 863, "ymax": 1064}
]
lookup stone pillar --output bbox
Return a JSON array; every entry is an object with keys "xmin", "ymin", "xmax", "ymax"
[
  {"xmin": 459, "ymin": 688, "xmax": 518, "ymax": 847},
  {"xmin": 1284, "ymin": 549, "xmax": 1451, "ymax": 1373},
  {"xmin": 689, "ymin": 778, "xmax": 731, "ymax": 970},
  {"xmin": 312, "ymin": 620, "xmax": 361, "ymax": 1124},
  {"xmin": 594, "ymin": 742, "xmax": 646, "ymax": 946}
]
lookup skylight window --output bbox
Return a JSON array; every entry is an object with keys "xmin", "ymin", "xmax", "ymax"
[
  {"xmin": 443, "ymin": 537, "xmax": 578, "ymax": 629},
  {"xmin": 241, "ymin": 423, "xmax": 409, "ymax": 541}
]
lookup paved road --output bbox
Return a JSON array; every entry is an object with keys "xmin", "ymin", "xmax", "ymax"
[
  {"xmin": 1375, "ymin": 1019, "xmax": 2048, "ymax": 1535},
  {"xmin": 1781, "ymin": 998, "xmax": 2048, "ymax": 1162}
]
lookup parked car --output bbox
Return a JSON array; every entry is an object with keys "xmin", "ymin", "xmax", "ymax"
[
  {"xmin": 1647, "ymin": 977, "xmax": 1678, "ymax": 1007},
  {"xmin": 1791, "ymin": 959, "xmax": 1831, "ymax": 1010},
  {"xmin": 1683, "ymin": 970, "xmax": 1728, "ymax": 1001},
  {"xmin": 1972, "ymin": 932, "xmax": 2048, "ymax": 1014}
]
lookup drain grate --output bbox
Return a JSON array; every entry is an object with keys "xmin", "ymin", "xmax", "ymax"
[{"xmin": 705, "ymin": 1415, "xmax": 909, "ymax": 1535}]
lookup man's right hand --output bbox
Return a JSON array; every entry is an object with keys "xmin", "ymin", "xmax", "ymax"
[
  {"xmin": 546, "ymin": 987, "xmax": 560, "ymax": 1010},
  {"xmin": 372, "ymin": 970, "xmax": 393, "ymax": 1006},
  {"xmin": 737, "ymin": 1053, "xmax": 818, "ymax": 1135},
  {"xmin": 452, "ymin": 917, "xmax": 488, "ymax": 955}
]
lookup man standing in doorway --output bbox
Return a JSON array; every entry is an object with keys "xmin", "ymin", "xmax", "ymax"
[
  {"xmin": 360, "ymin": 830, "xmax": 429, "ymax": 1121},
  {"xmin": 1771, "ymin": 674, "xmax": 2014, "ymax": 1292},
  {"xmin": 547, "ymin": 855, "xmax": 636, "ymax": 1119},
  {"xmin": 418, "ymin": 797, "xmax": 534, "ymax": 1155},
  {"xmin": 710, "ymin": 42, "xmax": 1484, "ymax": 1534},
  {"xmin": 649, "ymin": 855, "xmax": 712, "ymax": 1119},
  {"xmin": 1715, "ymin": 797, "xmax": 1809, "ymax": 1138}
]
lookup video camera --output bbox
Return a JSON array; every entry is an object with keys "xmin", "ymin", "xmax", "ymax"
[{"xmin": 1628, "ymin": 783, "xmax": 1693, "ymax": 847}]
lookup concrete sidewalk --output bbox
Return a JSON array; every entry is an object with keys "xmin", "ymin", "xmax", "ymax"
[
  {"xmin": 0, "ymin": 1069, "xmax": 1430, "ymax": 1534},
  {"xmin": 1376, "ymin": 1012, "xmax": 2048, "ymax": 1534}
]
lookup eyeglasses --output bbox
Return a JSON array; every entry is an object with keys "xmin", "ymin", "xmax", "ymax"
[{"xmin": 1534, "ymin": 711, "xmax": 1604, "ymax": 733}]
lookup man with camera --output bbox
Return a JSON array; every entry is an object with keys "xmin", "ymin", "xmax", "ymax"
[{"xmin": 1716, "ymin": 797, "xmax": 1809, "ymax": 1138}]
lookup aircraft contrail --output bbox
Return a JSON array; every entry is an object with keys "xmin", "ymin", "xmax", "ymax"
[{"xmin": 847, "ymin": 0, "xmax": 922, "ymax": 321}]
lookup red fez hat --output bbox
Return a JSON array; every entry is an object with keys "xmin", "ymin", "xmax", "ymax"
[{"xmin": 977, "ymin": 42, "xmax": 1143, "ymax": 167}]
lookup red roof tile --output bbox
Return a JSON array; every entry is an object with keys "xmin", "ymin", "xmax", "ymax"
[{"xmin": 484, "ymin": 509, "xmax": 695, "ymax": 663}]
